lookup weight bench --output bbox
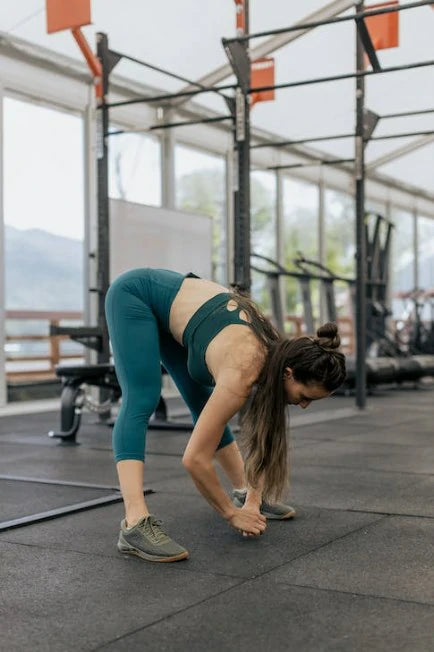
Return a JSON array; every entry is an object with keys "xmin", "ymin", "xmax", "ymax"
[{"xmin": 49, "ymin": 363, "xmax": 194, "ymax": 444}]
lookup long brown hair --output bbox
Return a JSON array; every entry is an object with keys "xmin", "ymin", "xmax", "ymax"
[{"xmin": 228, "ymin": 291, "xmax": 346, "ymax": 501}]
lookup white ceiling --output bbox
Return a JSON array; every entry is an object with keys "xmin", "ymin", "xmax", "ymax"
[{"xmin": 1, "ymin": 0, "xmax": 433, "ymax": 192}]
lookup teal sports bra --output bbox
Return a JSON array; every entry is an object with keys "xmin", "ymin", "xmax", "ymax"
[{"xmin": 182, "ymin": 291, "xmax": 254, "ymax": 386}]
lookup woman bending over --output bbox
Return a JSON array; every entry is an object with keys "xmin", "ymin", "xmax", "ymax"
[{"xmin": 105, "ymin": 268, "xmax": 346, "ymax": 562}]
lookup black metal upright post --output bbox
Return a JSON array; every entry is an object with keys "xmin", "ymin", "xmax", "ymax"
[
  {"xmin": 96, "ymin": 33, "xmax": 111, "ymax": 365},
  {"xmin": 233, "ymin": 1, "xmax": 251, "ymax": 294},
  {"xmin": 355, "ymin": 4, "xmax": 367, "ymax": 409}
]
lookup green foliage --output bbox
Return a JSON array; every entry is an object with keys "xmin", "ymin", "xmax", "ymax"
[
  {"xmin": 176, "ymin": 168, "xmax": 226, "ymax": 283},
  {"xmin": 325, "ymin": 190, "xmax": 355, "ymax": 277}
]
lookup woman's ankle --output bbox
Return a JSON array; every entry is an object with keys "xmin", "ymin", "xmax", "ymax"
[{"xmin": 125, "ymin": 511, "xmax": 150, "ymax": 528}]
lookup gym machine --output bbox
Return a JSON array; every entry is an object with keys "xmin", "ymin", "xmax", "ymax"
[{"xmin": 252, "ymin": 246, "xmax": 434, "ymax": 390}]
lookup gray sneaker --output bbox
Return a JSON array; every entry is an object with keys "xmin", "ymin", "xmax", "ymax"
[
  {"xmin": 232, "ymin": 489, "xmax": 296, "ymax": 520},
  {"xmin": 117, "ymin": 515, "xmax": 189, "ymax": 562}
]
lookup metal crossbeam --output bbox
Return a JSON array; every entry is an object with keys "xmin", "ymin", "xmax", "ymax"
[
  {"xmin": 225, "ymin": 0, "xmax": 433, "ymax": 43},
  {"xmin": 252, "ymin": 128, "xmax": 434, "ymax": 150},
  {"xmin": 108, "ymin": 49, "xmax": 231, "ymax": 100},
  {"xmin": 380, "ymin": 108, "xmax": 434, "ymax": 120},
  {"xmin": 366, "ymin": 134, "xmax": 434, "ymax": 170},
  {"xmin": 171, "ymin": 0, "xmax": 358, "ymax": 107},
  {"xmin": 105, "ymin": 83, "xmax": 236, "ymax": 109},
  {"xmin": 266, "ymin": 158, "xmax": 354, "ymax": 171},
  {"xmin": 356, "ymin": 18, "xmax": 381, "ymax": 72},
  {"xmin": 247, "ymin": 60, "xmax": 434, "ymax": 96},
  {"xmin": 107, "ymin": 115, "xmax": 232, "ymax": 137},
  {"xmin": 369, "ymin": 130, "xmax": 434, "ymax": 141}
]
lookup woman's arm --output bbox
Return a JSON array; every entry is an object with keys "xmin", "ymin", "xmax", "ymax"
[{"xmin": 182, "ymin": 380, "xmax": 266, "ymax": 535}]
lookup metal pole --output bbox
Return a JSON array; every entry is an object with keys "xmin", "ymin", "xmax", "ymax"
[
  {"xmin": 355, "ymin": 3, "xmax": 367, "ymax": 409},
  {"xmin": 96, "ymin": 33, "xmax": 111, "ymax": 365},
  {"xmin": 318, "ymin": 172, "xmax": 327, "ymax": 324},
  {"xmin": 83, "ymin": 84, "xmax": 98, "ymax": 366},
  {"xmin": 161, "ymin": 108, "xmax": 176, "ymax": 209},
  {"xmin": 0, "ymin": 84, "xmax": 6, "ymax": 406},
  {"xmin": 413, "ymin": 208, "xmax": 419, "ymax": 290},
  {"xmin": 225, "ymin": 149, "xmax": 235, "ymax": 286},
  {"xmin": 276, "ymin": 169, "xmax": 286, "ymax": 328},
  {"xmin": 233, "ymin": 0, "xmax": 251, "ymax": 293}
]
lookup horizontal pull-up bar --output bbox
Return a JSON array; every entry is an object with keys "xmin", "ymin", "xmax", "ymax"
[
  {"xmin": 104, "ymin": 59, "xmax": 433, "ymax": 111},
  {"xmin": 253, "ymin": 129, "xmax": 434, "ymax": 150},
  {"xmin": 108, "ymin": 49, "xmax": 231, "ymax": 100},
  {"xmin": 224, "ymin": 0, "xmax": 433, "ymax": 44},
  {"xmin": 107, "ymin": 115, "xmax": 232, "ymax": 137},
  {"xmin": 250, "ymin": 264, "xmax": 356, "ymax": 285},
  {"xmin": 380, "ymin": 108, "xmax": 434, "ymax": 119},
  {"xmin": 247, "ymin": 59, "xmax": 434, "ymax": 95},
  {"xmin": 252, "ymin": 133, "xmax": 353, "ymax": 149},
  {"xmin": 369, "ymin": 129, "xmax": 434, "ymax": 141},
  {"xmin": 266, "ymin": 158, "xmax": 354, "ymax": 171},
  {"xmin": 102, "ymin": 83, "xmax": 236, "ymax": 109}
]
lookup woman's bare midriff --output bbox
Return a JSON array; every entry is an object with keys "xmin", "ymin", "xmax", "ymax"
[{"xmin": 168, "ymin": 277, "xmax": 264, "ymax": 385}]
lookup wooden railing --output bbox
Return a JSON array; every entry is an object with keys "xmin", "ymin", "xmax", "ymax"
[
  {"xmin": 5, "ymin": 310, "xmax": 84, "ymax": 382},
  {"xmin": 284, "ymin": 315, "xmax": 354, "ymax": 355},
  {"xmin": 5, "ymin": 309, "xmax": 356, "ymax": 384}
]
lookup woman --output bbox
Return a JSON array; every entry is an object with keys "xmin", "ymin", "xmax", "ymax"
[{"xmin": 105, "ymin": 268, "xmax": 346, "ymax": 563}]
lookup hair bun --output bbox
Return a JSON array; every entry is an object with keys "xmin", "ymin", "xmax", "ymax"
[{"xmin": 315, "ymin": 322, "xmax": 341, "ymax": 350}]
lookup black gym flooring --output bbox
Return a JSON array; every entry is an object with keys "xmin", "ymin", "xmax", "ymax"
[{"xmin": 0, "ymin": 388, "xmax": 433, "ymax": 651}]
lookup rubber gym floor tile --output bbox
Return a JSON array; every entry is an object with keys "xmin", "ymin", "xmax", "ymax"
[
  {"xmin": 266, "ymin": 516, "xmax": 434, "ymax": 605},
  {"xmin": 0, "ymin": 478, "xmax": 117, "ymax": 522},
  {"xmin": 292, "ymin": 439, "xmax": 434, "ymax": 475},
  {"xmin": 0, "ymin": 410, "xmax": 60, "ymax": 435},
  {"xmin": 0, "ymin": 491, "xmax": 383, "ymax": 579},
  {"xmin": 96, "ymin": 580, "xmax": 434, "ymax": 652},
  {"xmin": 290, "ymin": 464, "xmax": 434, "ymax": 517},
  {"xmin": 333, "ymin": 425, "xmax": 434, "ymax": 447},
  {"xmin": 0, "ymin": 440, "xmax": 186, "ymax": 486},
  {"xmin": 131, "ymin": 496, "xmax": 383, "ymax": 579},
  {"xmin": 0, "ymin": 540, "xmax": 241, "ymax": 652}
]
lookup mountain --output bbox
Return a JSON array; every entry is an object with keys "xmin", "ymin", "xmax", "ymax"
[{"xmin": 4, "ymin": 226, "xmax": 84, "ymax": 311}]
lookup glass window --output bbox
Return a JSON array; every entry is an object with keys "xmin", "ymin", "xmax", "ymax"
[
  {"xmin": 3, "ymin": 97, "xmax": 84, "ymax": 311},
  {"xmin": 324, "ymin": 189, "xmax": 355, "ymax": 277},
  {"xmin": 365, "ymin": 198, "xmax": 386, "ymax": 216},
  {"xmin": 175, "ymin": 145, "xmax": 226, "ymax": 284},
  {"xmin": 324, "ymin": 189, "xmax": 355, "ymax": 322},
  {"xmin": 418, "ymin": 216, "xmax": 434, "ymax": 289},
  {"xmin": 283, "ymin": 177, "xmax": 319, "ymax": 327},
  {"xmin": 3, "ymin": 97, "xmax": 85, "ymax": 374},
  {"xmin": 417, "ymin": 216, "xmax": 434, "ymax": 321},
  {"xmin": 108, "ymin": 130, "xmax": 161, "ymax": 206},
  {"xmin": 251, "ymin": 170, "xmax": 276, "ymax": 310},
  {"xmin": 390, "ymin": 208, "xmax": 415, "ymax": 317}
]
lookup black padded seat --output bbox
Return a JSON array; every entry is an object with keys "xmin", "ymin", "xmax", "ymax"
[{"xmin": 55, "ymin": 364, "xmax": 114, "ymax": 379}]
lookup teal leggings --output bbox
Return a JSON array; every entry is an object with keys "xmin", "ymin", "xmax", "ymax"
[{"xmin": 104, "ymin": 268, "xmax": 235, "ymax": 463}]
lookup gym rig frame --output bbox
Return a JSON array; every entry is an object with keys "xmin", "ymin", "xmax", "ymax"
[{"xmin": 49, "ymin": 0, "xmax": 434, "ymax": 444}]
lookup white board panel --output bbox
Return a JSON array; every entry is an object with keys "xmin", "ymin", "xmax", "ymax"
[{"xmin": 109, "ymin": 199, "xmax": 213, "ymax": 281}]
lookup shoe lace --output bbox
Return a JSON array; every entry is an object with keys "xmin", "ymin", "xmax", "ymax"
[{"xmin": 139, "ymin": 516, "xmax": 170, "ymax": 544}]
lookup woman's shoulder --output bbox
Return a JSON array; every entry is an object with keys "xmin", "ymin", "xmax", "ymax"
[{"xmin": 218, "ymin": 329, "xmax": 267, "ymax": 388}]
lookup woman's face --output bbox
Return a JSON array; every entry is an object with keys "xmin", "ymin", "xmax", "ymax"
[{"xmin": 284, "ymin": 367, "xmax": 330, "ymax": 408}]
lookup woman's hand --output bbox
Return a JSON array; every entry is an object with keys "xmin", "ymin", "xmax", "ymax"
[{"xmin": 228, "ymin": 506, "xmax": 266, "ymax": 537}]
